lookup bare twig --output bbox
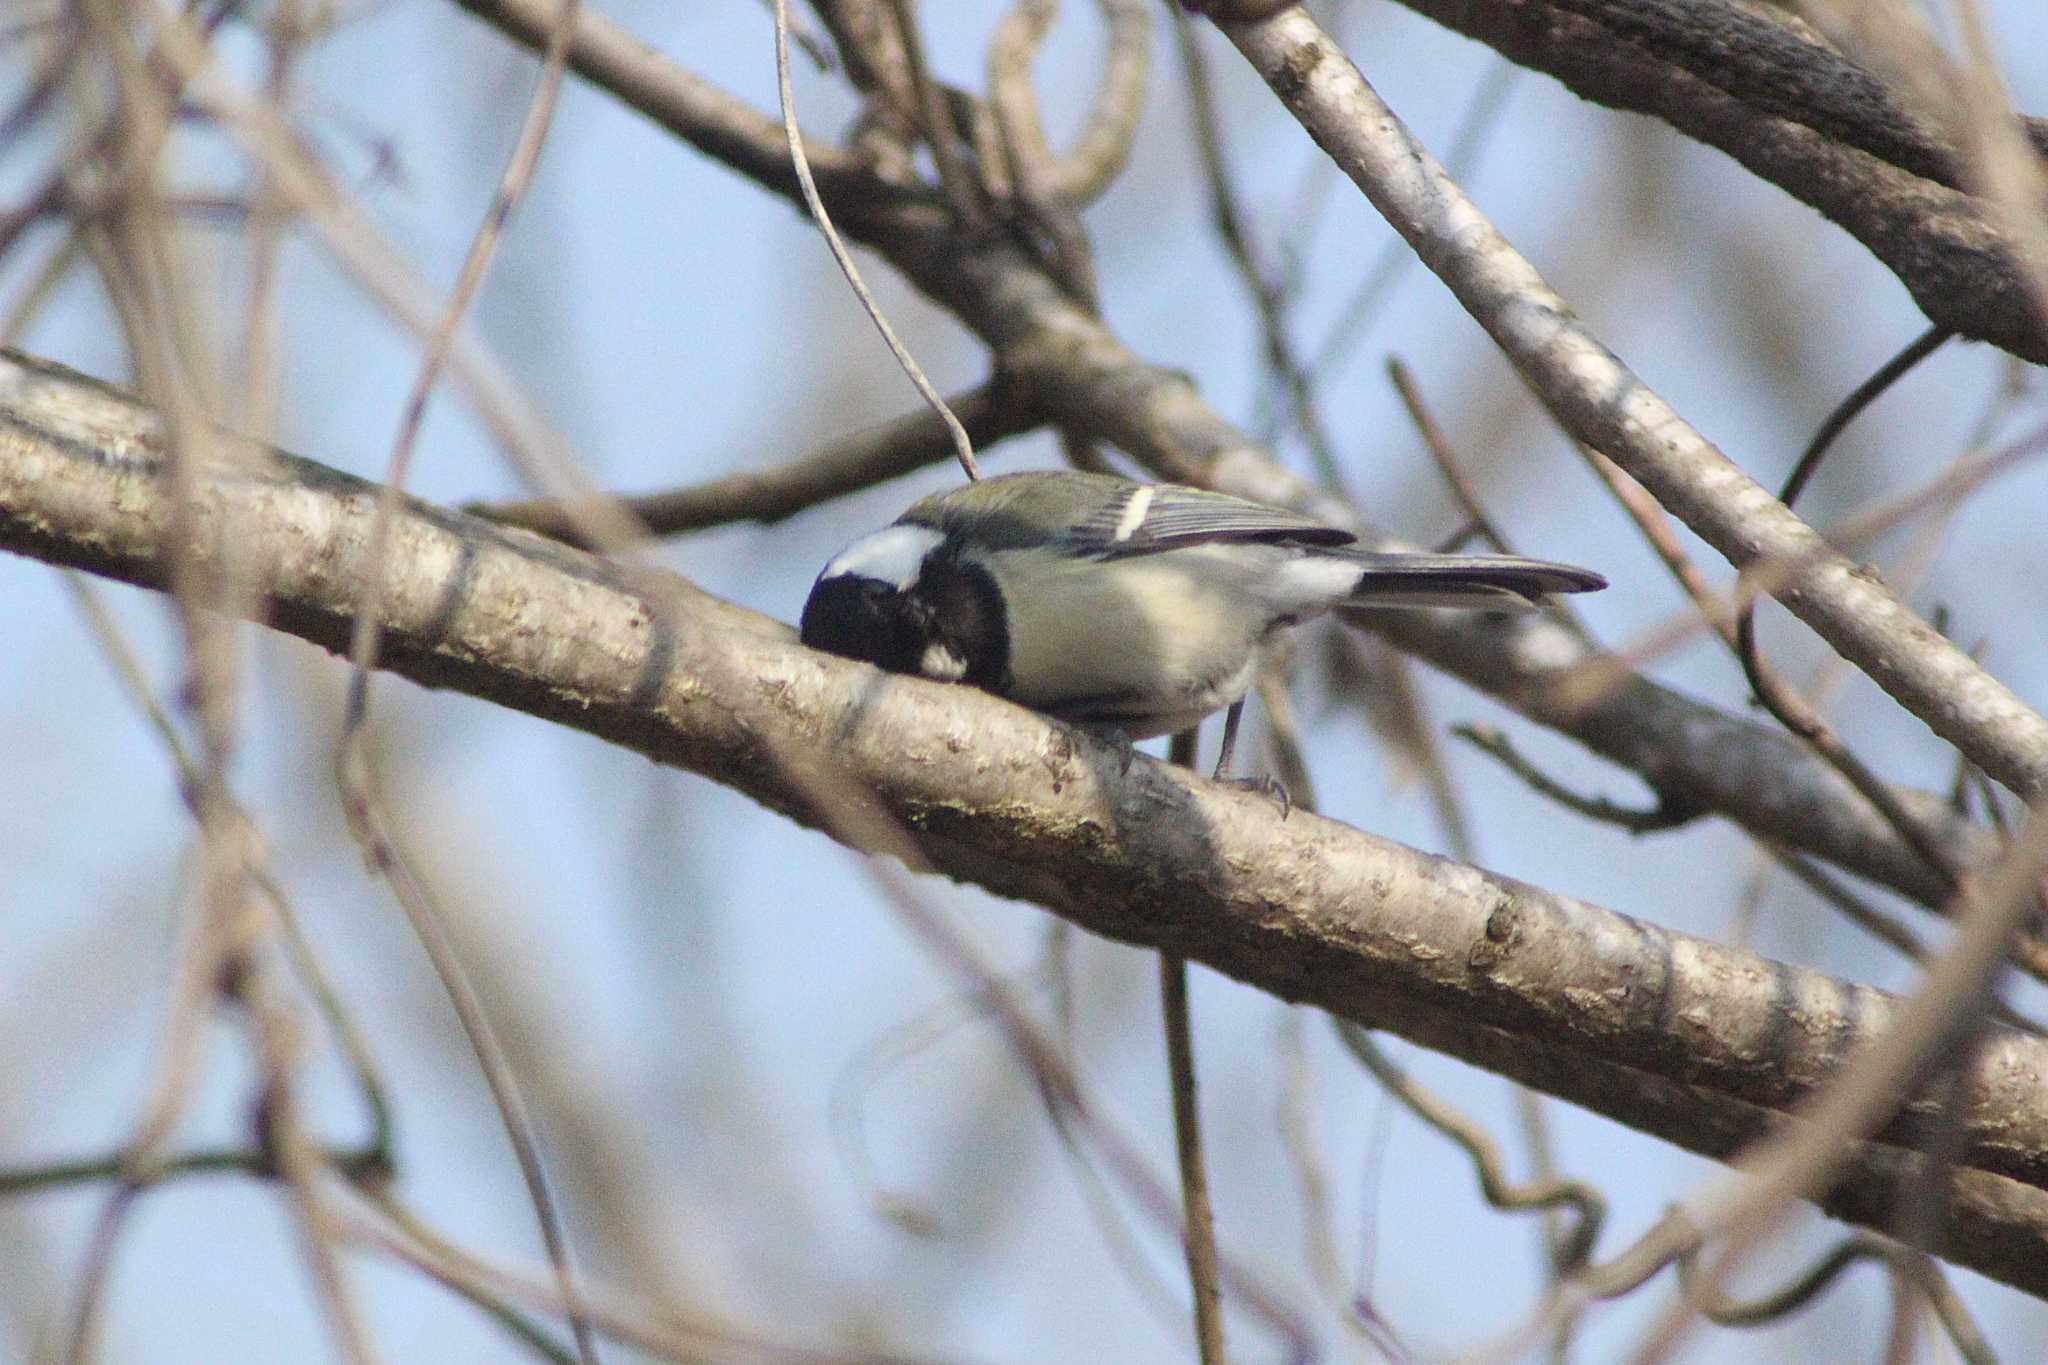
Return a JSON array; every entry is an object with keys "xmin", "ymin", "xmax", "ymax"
[
  {"xmin": 1386, "ymin": 357, "xmax": 1512, "ymax": 554},
  {"xmin": 1733, "ymin": 325, "xmax": 1966, "ymax": 894},
  {"xmin": 1161, "ymin": 953, "xmax": 1228, "ymax": 1364},
  {"xmin": 771, "ymin": 0, "xmax": 979, "ymax": 480},
  {"xmin": 1162, "ymin": 725, "xmax": 1228, "ymax": 1365},
  {"xmin": 1673, "ymin": 1234, "xmax": 1997, "ymax": 1364},
  {"xmin": 354, "ymin": 1182, "xmax": 949, "ymax": 1365},
  {"xmin": 1336, "ymin": 1026, "xmax": 1604, "ymax": 1272},
  {"xmin": 1454, "ymin": 724, "xmax": 1702, "ymax": 834},
  {"xmin": 337, "ymin": 768, "xmax": 598, "ymax": 1362}
]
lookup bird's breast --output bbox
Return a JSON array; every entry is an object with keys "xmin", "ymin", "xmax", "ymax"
[{"xmin": 990, "ymin": 548, "xmax": 1279, "ymax": 733}]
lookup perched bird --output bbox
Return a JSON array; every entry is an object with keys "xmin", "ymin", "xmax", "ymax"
[{"xmin": 799, "ymin": 470, "xmax": 1603, "ymax": 757}]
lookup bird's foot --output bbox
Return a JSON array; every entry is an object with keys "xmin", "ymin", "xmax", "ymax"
[
  {"xmin": 1223, "ymin": 773, "xmax": 1291, "ymax": 819},
  {"xmin": 1072, "ymin": 722, "xmax": 1138, "ymax": 776}
]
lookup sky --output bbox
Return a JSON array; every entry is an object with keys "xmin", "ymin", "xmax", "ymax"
[{"xmin": 4, "ymin": 2, "xmax": 2048, "ymax": 1361}]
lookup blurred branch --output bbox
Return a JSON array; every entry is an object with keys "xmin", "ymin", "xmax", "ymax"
[
  {"xmin": 1386, "ymin": 357, "xmax": 1511, "ymax": 554},
  {"xmin": 1454, "ymin": 723, "xmax": 1702, "ymax": 834},
  {"xmin": 354, "ymin": 1180, "xmax": 948, "ymax": 1365},
  {"xmin": 333, "ymin": 0, "xmax": 598, "ymax": 1348},
  {"xmin": 1159, "ymin": 951, "xmax": 1227, "ymax": 1365},
  {"xmin": 1335, "ymin": 1026, "xmax": 1604, "ymax": 1270},
  {"xmin": 1381, "ymin": 0, "xmax": 2048, "ymax": 362},
  {"xmin": 12, "ymin": 349, "xmax": 2048, "ymax": 1300},
  {"xmin": 1676, "ymin": 1235, "xmax": 1996, "ymax": 1363},
  {"xmin": 1170, "ymin": 8, "xmax": 1339, "ymax": 483},
  {"xmin": 452, "ymin": 0, "xmax": 2007, "ymax": 917},
  {"xmin": 465, "ymin": 381, "xmax": 1038, "ymax": 548},
  {"xmin": 1049, "ymin": 0, "xmax": 1151, "ymax": 203}
]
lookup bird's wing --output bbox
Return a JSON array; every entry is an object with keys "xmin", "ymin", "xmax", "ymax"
[
  {"xmin": 1057, "ymin": 480, "xmax": 1357, "ymax": 557},
  {"xmin": 903, "ymin": 472, "xmax": 1356, "ymax": 557}
]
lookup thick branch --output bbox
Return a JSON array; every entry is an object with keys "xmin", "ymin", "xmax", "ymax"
[
  {"xmin": 451, "ymin": 0, "xmax": 2001, "ymax": 914},
  {"xmin": 6, "ymin": 348, "xmax": 2048, "ymax": 1297},
  {"xmin": 1388, "ymin": 0, "xmax": 2048, "ymax": 363}
]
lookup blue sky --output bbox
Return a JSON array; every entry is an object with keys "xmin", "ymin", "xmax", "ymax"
[{"xmin": 4, "ymin": 2, "xmax": 2048, "ymax": 1360}]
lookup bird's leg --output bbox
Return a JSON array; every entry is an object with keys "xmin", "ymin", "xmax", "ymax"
[
  {"xmin": 1213, "ymin": 700, "xmax": 1289, "ymax": 817},
  {"xmin": 1215, "ymin": 700, "xmax": 1245, "ymax": 780}
]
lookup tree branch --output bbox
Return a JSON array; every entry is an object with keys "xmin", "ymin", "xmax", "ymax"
[{"xmin": 7, "ymin": 346, "xmax": 2048, "ymax": 1298}]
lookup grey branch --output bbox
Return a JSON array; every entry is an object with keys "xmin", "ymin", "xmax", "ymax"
[{"xmin": 6, "ymin": 348, "xmax": 2048, "ymax": 1299}]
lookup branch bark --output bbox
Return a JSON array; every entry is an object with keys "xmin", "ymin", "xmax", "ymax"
[{"xmin": 6, "ymin": 346, "xmax": 2048, "ymax": 1298}]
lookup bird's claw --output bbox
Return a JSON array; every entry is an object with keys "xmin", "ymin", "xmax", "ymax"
[
  {"xmin": 1225, "ymin": 774, "xmax": 1291, "ymax": 818},
  {"xmin": 1073, "ymin": 722, "xmax": 1137, "ymax": 776}
]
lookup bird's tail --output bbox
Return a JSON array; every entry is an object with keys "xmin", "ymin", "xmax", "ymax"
[{"xmin": 1336, "ymin": 551, "xmax": 1606, "ymax": 611}]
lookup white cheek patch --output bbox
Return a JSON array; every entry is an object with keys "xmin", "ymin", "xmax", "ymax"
[
  {"xmin": 821, "ymin": 523, "xmax": 944, "ymax": 589},
  {"xmin": 1112, "ymin": 485, "xmax": 1155, "ymax": 542},
  {"xmin": 919, "ymin": 641, "xmax": 968, "ymax": 680}
]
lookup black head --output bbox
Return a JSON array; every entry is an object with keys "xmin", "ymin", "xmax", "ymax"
[
  {"xmin": 799, "ymin": 523, "xmax": 1009, "ymax": 690},
  {"xmin": 799, "ymin": 572, "xmax": 933, "ymax": 675}
]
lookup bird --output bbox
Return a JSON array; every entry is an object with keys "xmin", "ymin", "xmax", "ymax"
[{"xmin": 799, "ymin": 470, "xmax": 1604, "ymax": 772}]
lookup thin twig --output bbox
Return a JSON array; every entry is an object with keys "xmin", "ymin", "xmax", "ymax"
[
  {"xmin": 1164, "ymin": 727, "xmax": 1228, "ymax": 1364},
  {"xmin": 772, "ymin": 0, "xmax": 978, "ymax": 480},
  {"xmin": 353, "ymin": 1182, "xmax": 946, "ymax": 1365},
  {"xmin": 1734, "ymin": 326, "xmax": 1964, "ymax": 891},
  {"xmin": 1454, "ymin": 724, "xmax": 1703, "ymax": 834},
  {"xmin": 337, "ymin": 770, "xmax": 599, "ymax": 1362},
  {"xmin": 1337, "ymin": 1025, "xmax": 1603, "ymax": 1271},
  {"xmin": 1673, "ymin": 1234, "xmax": 1997, "ymax": 1365},
  {"xmin": 1161, "ymin": 953, "xmax": 1227, "ymax": 1365},
  {"xmin": 1386, "ymin": 355, "xmax": 1512, "ymax": 554}
]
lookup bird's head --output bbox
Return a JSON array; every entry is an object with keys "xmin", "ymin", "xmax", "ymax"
[{"xmin": 799, "ymin": 523, "xmax": 947, "ymax": 677}]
